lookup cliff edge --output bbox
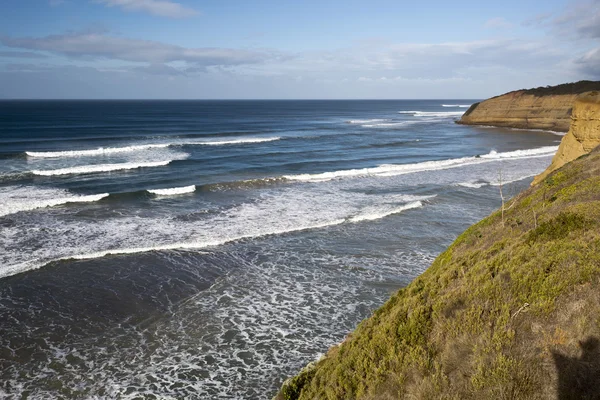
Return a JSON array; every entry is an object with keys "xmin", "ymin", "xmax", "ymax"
[
  {"xmin": 277, "ymin": 148, "xmax": 600, "ymax": 399},
  {"xmin": 458, "ymin": 81, "xmax": 600, "ymax": 132},
  {"xmin": 532, "ymin": 91, "xmax": 600, "ymax": 185}
]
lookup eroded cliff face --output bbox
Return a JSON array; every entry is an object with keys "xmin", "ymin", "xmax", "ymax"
[
  {"xmin": 532, "ymin": 91, "xmax": 600, "ymax": 185},
  {"xmin": 458, "ymin": 81, "xmax": 600, "ymax": 132}
]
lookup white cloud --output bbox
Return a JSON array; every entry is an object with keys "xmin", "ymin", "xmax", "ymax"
[
  {"xmin": 95, "ymin": 0, "xmax": 199, "ymax": 18},
  {"xmin": 0, "ymin": 32, "xmax": 274, "ymax": 66}
]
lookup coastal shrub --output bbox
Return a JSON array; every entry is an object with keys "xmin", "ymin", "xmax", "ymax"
[{"xmin": 278, "ymin": 148, "xmax": 600, "ymax": 400}]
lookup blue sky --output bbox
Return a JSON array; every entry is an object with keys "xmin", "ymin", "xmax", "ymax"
[{"xmin": 0, "ymin": 0, "xmax": 598, "ymax": 98}]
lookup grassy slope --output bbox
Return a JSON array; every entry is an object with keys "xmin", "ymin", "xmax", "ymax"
[{"xmin": 279, "ymin": 148, "xmax": 600, "ymax": 400}]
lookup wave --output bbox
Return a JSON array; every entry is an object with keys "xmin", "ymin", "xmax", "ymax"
[
  {"xmin": 25, "ymin": 144, "xmax": 170, "ymax": 158},
  {"xmin": 456, "ymin": 173, "xmax": 540, "ymax": 189},
  {"xmin": 32, "ymin": 161, "xmax": 172, "ymax": 176},
  {"xmin": 456, "ymin": 181, "xmax": 487, "ymax": 189},
  {"xmin": 480, "ymin": 146, "xmax": 558, "ymax": 159},
  {"xmin": 0, "ymin": 187, "xmax": 109, "ymax": 217},
  {"xmin": 1, "ymin": 192, "xmax": 433, "ymax": 278},
  {"xmin": 284, "ymin": 146, "xmax": 558, "ymax": 182},
  {"xmin": 398, "ymin": 111, "xmax": 465, "ymax": 117},
  {"xmin": 148, "ymin": 185, "xmax": 196, "ymax": 196},
  {"xmin": 346, "ymin": 119, "xmax": 390, "ymax": 124},
  {"xmin": 194, "ymin": 137, "xmax": 280, "ymax": 146},
  {"xmin": 361, "ymin": 121, "xmax": 421, "ymax": 128},
  {"xmin": 441, "ymin": 104, "xmax": 472, "ymax": 108},
  {"xmin": 25, "ymin": 137, "xmax": 281, "ymax": 158},
  {"xmin": 1, "ymin": 217, "xmax": 349, "ymax": 278},
  {"xmin": 472, "ymin": 125, "xmax": 566, "ymax": 136},
  {"xmin": 348, "ymin": 201, "xmax": 423, "ymax": 222}
]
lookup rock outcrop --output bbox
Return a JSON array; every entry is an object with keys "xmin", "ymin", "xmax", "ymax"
[
  {"xmin": 532, "ymin": 91, "xmax": 600, "ymax": 185},
  {"xmin": 458, "ymin": 81, "xmax": 600, "ymax": 132}
]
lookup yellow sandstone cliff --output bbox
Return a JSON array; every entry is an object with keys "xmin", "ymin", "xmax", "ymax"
[
  {"xmin": 458, "ymin": 81, "xmax": 600, "ymax": 132},
  {"xmin": 532, "ymin": 91, "xmax": 600, "ymax": 185}
]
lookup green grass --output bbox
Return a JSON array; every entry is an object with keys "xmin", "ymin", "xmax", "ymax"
[{"xmin": 276, "ymin": 147, "xmax": 600, "ymax": 400}]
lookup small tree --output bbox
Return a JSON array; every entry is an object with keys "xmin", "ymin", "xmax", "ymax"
[{"xmin": 498, "ymin": 169, "xmax": 516, "ymax": 227}]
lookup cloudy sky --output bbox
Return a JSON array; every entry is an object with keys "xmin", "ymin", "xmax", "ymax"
[{"xmin": 0, "ymin": 0, "xmax": 598, "ymax": 99}]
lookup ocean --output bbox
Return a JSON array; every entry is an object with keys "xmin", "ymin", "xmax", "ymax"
[{"xmin": 0, "ymin": 100, "xmax": 561, "ymax": 399}]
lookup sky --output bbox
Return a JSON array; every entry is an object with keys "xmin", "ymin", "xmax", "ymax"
[{"xmin": 0, "ymin": 0, "xmax": 598, "ymax": 99}]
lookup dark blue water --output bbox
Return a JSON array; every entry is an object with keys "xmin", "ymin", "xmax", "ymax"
[{"xmin": 0, "ymin": 100, "xmax": 561, "ymax": 398}]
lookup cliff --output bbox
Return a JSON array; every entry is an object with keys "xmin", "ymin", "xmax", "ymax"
[
  {"xmin": 458, "ymin": 81, "xmax": 600, "ymax": 132},
  {"xmin": 533, "ymin": 91, "xmax": 600, "ymax": 185},
  {"xmin": 277, "ymin": 147, "xmax": 600, "ymax": 399}
]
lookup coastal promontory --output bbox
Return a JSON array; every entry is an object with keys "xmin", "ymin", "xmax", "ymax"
[{"xmin": 458, "ymin": 81, "xmax": 600, "ymax": 132}]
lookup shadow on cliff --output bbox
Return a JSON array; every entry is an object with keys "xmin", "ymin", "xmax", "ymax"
[{"xmin": 553, "ymin": 337, "xmax": 600, "ymax": 400}]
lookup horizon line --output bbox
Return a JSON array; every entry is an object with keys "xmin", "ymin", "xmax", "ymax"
[{"xmin": 0, "ymin": 98, "xmax": 481, "ymax": 101}]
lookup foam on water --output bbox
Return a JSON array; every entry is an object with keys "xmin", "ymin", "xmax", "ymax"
[
  {"xmin": 399, "ymin": 111, "xmax": 465, "ymax": 117},
  {"xmin": 456, "ymin": 173, "xmax": 541, "ymax": 189},
  {"xmin": 0, "ymin": 186, "xmax": 109, "ymax": 217},
  {"xmin": 148, "ymin": 185, "xmax": 197, "ymax": 196},
  {"xmin": 348, "ymin": 201, "xmax": 423, "ymax": 222},
  {"xmin": 284, "ymin": 146, "xmax": 558, "ymax": 182},
  {"xmin": 31, "ymin": 160, "xmax": 174, "ymax": 176},
  {"xmin": 25, "ymin": 144, "xmax": 171, "ymax": 158},
  {"xmin": 361, "ymin": 121, "xmax": 422, "ymax": 128},
  {"xmin": 480, "ymin": 146, "xmax": 559, "ymax": 159},
  {"xmin": 0, "ymin": 186, "xmax": 435, "ymax": 278},
  {"xmin": 191, "ymin": 137, "xmax": 280, "ymax": 146},
  {"xmin": 456, "ymin": 181, "xmax": 488, "ymax": 189},
  {"xmin": 25, "ymin": 137, "xmax": 281, "ymax": 159},
  {"xmin": 441, "ymin": 104, "xmax": 472, "ymax": 108},
  {"xmin": 346, "ymin": 119, "xmax": 390, "ymax": 124}
]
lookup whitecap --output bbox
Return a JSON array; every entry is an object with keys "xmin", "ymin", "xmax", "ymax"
[
  {"xmin": 0, "ymin": 186, "xmax": 109, "ymax": 217},
  {"xmin": 32, "ymin": 160, "xmax": 173, "ymax": 176},
  {"xmin": 284, "ymin": 146, "xmax": 558, "ymax": 182},
  {"xmin": 148, "ymin": 185, "xmax": 196, "ymax": 196}
]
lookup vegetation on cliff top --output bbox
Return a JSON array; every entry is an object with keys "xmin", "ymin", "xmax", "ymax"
[{"xmin": 278, "ymin": 148, "xmax": 600, "ymax": 399}]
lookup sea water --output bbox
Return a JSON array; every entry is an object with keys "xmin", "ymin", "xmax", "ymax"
[{"xmin": 0, "ymin": 100, "xmax": 562, "ymax": 398}]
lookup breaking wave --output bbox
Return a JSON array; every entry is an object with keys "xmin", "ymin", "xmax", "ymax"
[
  {"xmin": 398, "ymin": 111, "xmax": 465, "ymax": 117},
  {"xmin": 348, "ymin": 201, "xmax": 423, "ymax": 222},
  {"xmin": 0, "ymin": 186, "xmax": 109, "ymax": 217},
  {"xmin": 284, "ymin": 146, "xmax": 558, "ymax": 182},
  {"xmin": 25, "ymin": 137, "xmax": 281, "ymax": 158},
  {"xmin": 31, "ymin": 161, "xmax": 173, "ymax": 176},
  {"xmin": 148, "ymin": 185, "xmax": 196, "ymax": 196}
]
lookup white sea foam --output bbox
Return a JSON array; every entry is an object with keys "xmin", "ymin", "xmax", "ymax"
[
  {"xmin": 148, "ymin": 185, "xmax": 196, "ymax": 196},
  {"xmin": 472, "ymin": 125, "xmax": 566, "ymax": 136},
  {"xmin": 194, "ymin": 137, "xmax": 280, "ymax": 146},
  {"xmin": 0, "ymin": 186, "xmax": 109, "ymax": 217},
  {"xmin": 347, "ymin": 119, "xmax": 389, "ymax": 124},
  {"xmin": 284, "ymin": 146, "xmax": 558, "ymax": 182},
  {"xmin": 441, "ymin": 104, "xmax": 472, "ymax": 108},
  {"xmin": 0, "ymin": 184, "xmax": 436, "ymax": 278},
  {"xmin": 456, "ymin": 181, "xmax": 488, "ymax": 189},
  {"xmin": 456, "ymin": 173, "xmax": 540, "ymax": 189},
  {"xmin": 399, "ymin": 111, "xmax": 465, "ymax": 117},
  {"xmin": 480, "ymin": 146, "xmax": 558, "ymax": 159},
  {"xmin": 25, "ymin": 137, "xmax": 280, "ymax": 159},
  {"xmin": 31, "ymin": 160, "xmax": 172, "ymax": 176},
  {"xmin": 348, "ymin": 201, "xmax": 423, "ymax": 222},
  {"xmin": 361, "ymin": 121, "xmax": 421, "ymax": 128},
  {"xmin": 26, "ymin": 144, "xmax": 170, "ymax": 158}
]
